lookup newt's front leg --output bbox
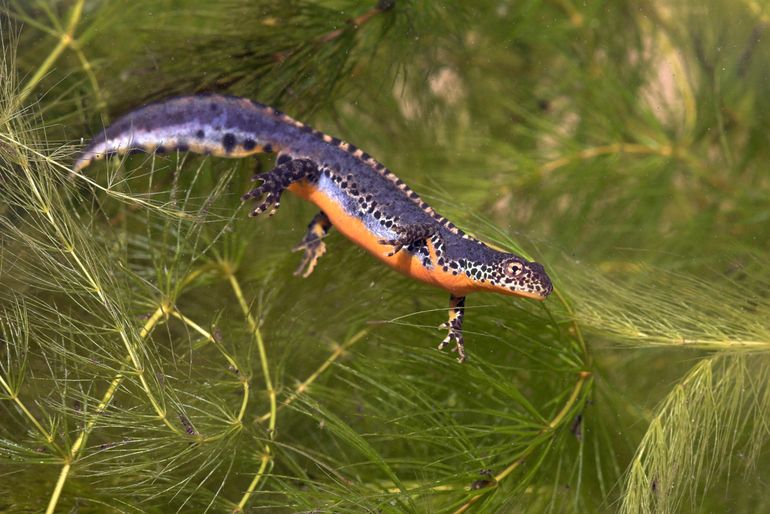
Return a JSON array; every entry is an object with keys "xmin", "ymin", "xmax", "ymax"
[
  {"xmin": 293, "ymin": 211, "xmax": 332, "ymax": 277},
  {"xmin": 243, "ymin": 157, "xmax": 319, "ymax": 217},
  {"xmin": 378, "ymin": 223, "xmax": 436, "ymax": 256},
  {"xmin": 439, "ymin": 294, "xmax": 466, "ymax": 362}
]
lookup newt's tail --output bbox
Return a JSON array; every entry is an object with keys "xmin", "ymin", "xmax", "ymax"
[{"xmin": 73, "ymin": 95, "xmax": 281, "ymax": 173}]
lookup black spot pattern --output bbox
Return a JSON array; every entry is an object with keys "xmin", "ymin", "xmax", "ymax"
[
  {"xmin": 74, "ymin": 94, "xmax": 553, "ymax": 300},
  {"xmin": 222, "ymin": 133, "xmax": 237, "ymax": 153}
]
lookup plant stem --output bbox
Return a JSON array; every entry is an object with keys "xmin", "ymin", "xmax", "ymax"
[
  {"xmin": 44, "ymin": 304, "xmax": 168, "ymax": 514},
  {"xmin": 15, "ymin": 0, "xmax": 85, "ymax": 107},
  {"xmin": 256, "ymin": 329, "xmax": 368, "ymax": 423},
  {"xmin": 70, "ymin": 40, "xmax": 108, "ymax": 118},
  {"xmin": 168, "ymin": 308, "xmax": 251, "ymax": 429},
  {"xmin": 115, "ymin": 327, "xmax": 186, "ymax": 436},
  {"xmin": 0, "ymin": 375, "xmax": 57, "ymax": 446},
  {"xmin": 235, "ymin": 452, "xmax": 272, "ymax": 513},
  {"xmin": 223, "ymin": 266, "xmax": 277, "ymax": 512},
  {"xmin": 317, "ymin": 0, "xmax": 395, "ymax": 43},
  {"xmin": 554, "ymin": 288, "xmax": 589, "ymax": 361},
  {"xmin": 46, "ymin": 463, "xmax": 71, "ymax": 514},
  {"xmin": 540, "ymin": 142, "xmax": 677, "ymax": 174},
  {"xmin": 452, "ymin": 371, "xmax": 592, "ymax": 514}
]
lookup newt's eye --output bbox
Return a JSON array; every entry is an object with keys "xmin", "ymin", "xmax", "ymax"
[{"xmin": 505, "ymin": 262, "xmax": 523, "ymax": 277}]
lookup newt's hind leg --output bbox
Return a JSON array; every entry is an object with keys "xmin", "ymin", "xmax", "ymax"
[
  {"xmin": 378, "ymin": 223, "xmax": 436, "ymax": 257},
  {"xmin": 293, "ymin": 211, "xmax": 332, "ymax": 277},
  {"xmin": 438, "ymin": 295, "xmax": 466, "ymax": 363},
  {"xmin": 242, "ymin": 157, "xmax": 319, "ymax": 217}
]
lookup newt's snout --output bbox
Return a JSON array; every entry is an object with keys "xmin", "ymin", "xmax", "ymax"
[{"xmin": 528, "ymin": 261, "xmax": 553, "ymax": 299}]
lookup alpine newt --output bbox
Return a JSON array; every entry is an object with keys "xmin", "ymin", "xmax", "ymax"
[{"xmin": 74, "ymin": 94, "xmax": 553, "ymax": 362}]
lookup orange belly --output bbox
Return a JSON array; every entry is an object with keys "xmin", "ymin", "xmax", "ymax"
[{"xmin": 288, "ymin": 181, "xmax": 480, "ymax": 296}]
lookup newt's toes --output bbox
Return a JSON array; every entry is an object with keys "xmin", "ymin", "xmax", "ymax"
[
  {"xmin": 293, "ymin": 240, "xmax": 326, "ymax": 277},
  {"xmin": 438, "ymin": 330, "xmax": 466, "ymax": 363}
]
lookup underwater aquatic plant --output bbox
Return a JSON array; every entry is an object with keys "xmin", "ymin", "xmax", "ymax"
[{"xmin": 1, "ymin": 1, "xmax": 769, "ymax": 512}]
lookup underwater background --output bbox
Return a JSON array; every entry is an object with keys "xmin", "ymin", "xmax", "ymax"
[{"xmin": 1, "ymin": 1, "xmax": 770, "ymax": 512}]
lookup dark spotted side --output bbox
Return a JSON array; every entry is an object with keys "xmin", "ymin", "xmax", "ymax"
[{"xmin": 75, "ymin": 94, "xmax": 553, "ymax": 362}]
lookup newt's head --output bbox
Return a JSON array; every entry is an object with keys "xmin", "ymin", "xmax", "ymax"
[
  {"xmin": 461, "ymin": 250, "xmax": 553, "ymax": 300},
  {"xmin": 495, "ymin": 256, "xmax": 553, "ymax": 300}
]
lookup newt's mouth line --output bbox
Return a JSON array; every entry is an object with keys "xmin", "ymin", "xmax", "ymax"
[{"xmin": 508, "ymin": 289, "xmax": 549, "ymax": 301}]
